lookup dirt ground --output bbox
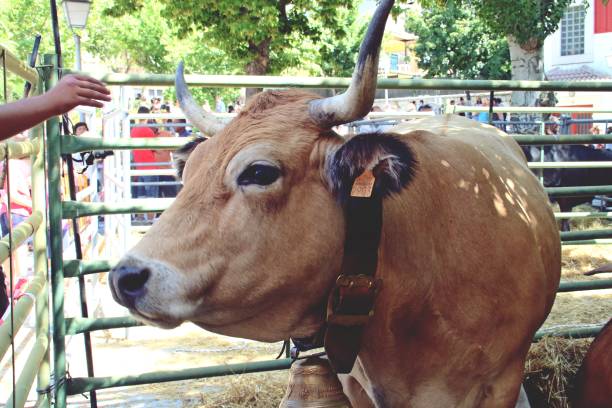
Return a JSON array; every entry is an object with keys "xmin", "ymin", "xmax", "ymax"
[{"xmin": 64, "ymin": 326, "xmax": 289, "ymax": 408}]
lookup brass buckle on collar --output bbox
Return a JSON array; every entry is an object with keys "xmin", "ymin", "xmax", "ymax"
[{"xmin": 326, "ymin": 274, "xmax": 382, "ymax": 326}]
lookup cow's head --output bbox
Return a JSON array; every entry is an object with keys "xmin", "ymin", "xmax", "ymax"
[{"xmin": 109, "ymin": 0, "xmax": 414, "ymax": 341}]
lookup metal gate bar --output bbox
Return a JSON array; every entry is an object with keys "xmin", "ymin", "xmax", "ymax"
[
  {"xmin": 64, "ymin": 69, "xmax": 612, "ymax": 92},
  {"xmin": 67, "ymin": 358, "xmax": 294, "ymax": 395},
  {"xmin": 44, "ymin": 53, "xmax": 68, "ymax": 407}
]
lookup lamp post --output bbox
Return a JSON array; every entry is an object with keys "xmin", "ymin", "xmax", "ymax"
[
  {"xmin": 61, "ymin": 5, "xmax": 95, "ymax": 407},
  {"xmin": 62, "ymin": 0, "xmax": 91, "ymax": 72},
  {"xmin": 62, "ymin": 0, "xmax": 91, "ymax": 120}
]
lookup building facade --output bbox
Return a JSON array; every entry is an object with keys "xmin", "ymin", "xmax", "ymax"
[{"xmin": 543, "ymin": 0, "xmax": 612, "ymax": 129}]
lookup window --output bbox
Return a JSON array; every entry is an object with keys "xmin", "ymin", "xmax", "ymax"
[
  {"xmin": 389, "ymin": 54, "xmax": 399, "ymax": 72},
  {"xmin": 560, "ymin": 6, "xmax": 586, "ymax": 56}
]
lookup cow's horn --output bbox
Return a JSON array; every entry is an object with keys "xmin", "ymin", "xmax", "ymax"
[
  {"xmin": 175, "ymin": 61, "xmax": 226, "ymax": 136},
  {"xmin": 308, "ymin": 0, "xmax": 394, "ymax": 128}
]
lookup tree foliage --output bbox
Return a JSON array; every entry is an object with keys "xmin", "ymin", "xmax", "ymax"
[
  {"xmin": 0, "ymin": 0, "xmax": 75, "ymax": 100},
  {"xmin": 405, "ymin": 3, "xmax": 510, "ymax": 79},
  {"xmin": 415, "ymin": 0, "xmax": 573, "ymax": 50},
  {"xmin": 162, "ymin": 31, "xmax": 242, "ymax": 107},
  {"xmin": 317, "ymin": 9, "xmax": 368, "ymax": 77},
  {"xmin": 105, "ymin": 0, "xmax": 358, "ymax": 76},
  {"xmin": 475, "ymin": 0, "xmax": 572, "ymax": 49},
  {"xmin": 85, "ymin": 0, "xmax": 170, "ymax": 73}
]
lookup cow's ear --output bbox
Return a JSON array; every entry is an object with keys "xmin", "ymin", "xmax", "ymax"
[
  {"xmin": 173, "ymin": 137, "xmax": 207, "ymax": 180},
  {"xmin": 325, "ymin": 133, "xmax": 416, "ymax": 201}
]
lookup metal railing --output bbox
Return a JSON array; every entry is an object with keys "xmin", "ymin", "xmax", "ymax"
[
  {"xmin": 0, "ymin": 47, "xmax": 610, "ymax": 407},
  {"xmin": 0, "ymin": 43, "xmax": 50, "ymax": 408}
]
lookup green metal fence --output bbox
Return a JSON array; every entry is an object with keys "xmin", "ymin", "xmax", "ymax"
[
  {"xmin": 1, "ymin": 46, "xmax": 612, "ymax": 407},
  {"xmin": 0, "ymin": 44, "xmax": 50, "ymax": 408}
]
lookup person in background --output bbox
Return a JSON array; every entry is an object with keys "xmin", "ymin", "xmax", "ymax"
[
  {"xmin": 159, "ymin": 104, "xmax": 174, "ymax": 134},
  {"xmin": 71, "ymin": 122, "xmax": 94, "ymax": 174},
  {"xmin": 71, "ymin": 122, "xmax": 113, "ymax": 174},
  {"xmin": 138, "ymin": 94, "xmax": 148, "ymax": 110},
  {"xmin": 457, "ymin": 97, "xmax": 466, "ymax": 117},
  {"xmin": 202, "ymin": 100, "xmax": 212, "ymax": 113},
  {"xmin": 151, "ymin": 97, "xmax": 162, "ymax": 113},
  {"xmin": 494, "ymin": 97, "xmax": 507, "ymax": 130},
  {"xmin": 154, "ymin": 120, "xmax": 179, "ymax": 198},
  {"xmin": 0, "ymin": 142, "xmax": 33, "ymax": 285},
  {"xmin": 215, "ymin": 95, "xmax": 226, "ymax": 113},
  {"xmin": 476, "ymin": 98, "xmax": 490, "ymax": 123},
  {"xmin": 417, "ymin": 103, "xmax": 432, "ymax": 112},
  {"xmin": 591, "ymin": 126, "xmax": 604, "ymax": 149},
  {"xmin": 491, "ymin": 98, "xmax": 503, "ymax": 129},
  {"xmin": 0, "ymin": 74, "xmax": 111, "ymax": 140},
  {"xmin": 132, "ymin": 93, "xmax": 143, "ymax": 112},
  {"xmin": 174, "ymin": 119, "xmax": 192, "ymax": 137},
  {"xmin": 130, "ymin": 107, "xmax": 159, "ymax": 207},
  {"xmin": 74, "ymin": 121, "xmax": 88, "ymax": 136},
  {"xmin": 545, "ymin": 116, "xmax": 560, "ymax": 136},
  {"xmin": 0, "ymin": 266, "xmax": 8, "ymax": 317},
  {"xmin": 234, "ymin": 99, "xmax": 243, "ymax": 113}
]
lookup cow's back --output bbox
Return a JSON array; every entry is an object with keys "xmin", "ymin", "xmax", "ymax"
[
  {"xmin": 388, "ymin": 114, "xmax": 561, "ymax": 320},
  {"xmin": 357, "ymin": 115, "xmax": 561, "ymax": 407}
]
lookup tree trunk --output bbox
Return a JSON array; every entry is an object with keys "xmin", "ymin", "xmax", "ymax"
[
  {"xmin": 245, "ymin": 39, "xmax": 271, "ymax": 101},
  {"xmin": 508, "ymin": 36, "xmax": 543, "ymax": 107}
]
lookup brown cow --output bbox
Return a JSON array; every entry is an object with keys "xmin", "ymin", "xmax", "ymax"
[
  {"xmin": 571, "ymin": 318, "xmax": 612, "ymax": 408},
  {"xmin": 109, "ymin": 1, "xmax": 560, "ymax": 406}
]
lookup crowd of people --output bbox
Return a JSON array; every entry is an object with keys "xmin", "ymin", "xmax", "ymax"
[
  {"xmin": 127, "ymin": 93, "xmax": 243, "ymax": 213},
  {"xmin": 133, "ymin": 93, "xmax": 243, "ymax": 116},
  {"xmin": 130, "ymin": 105, "xmax": 180, "ymax": 212},
  {"xmin": 361, "ymin": 95, "xmax": 612, "ymax": 153}
]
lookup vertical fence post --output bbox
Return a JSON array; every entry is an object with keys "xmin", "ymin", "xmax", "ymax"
[
  {"xmin": 43, "ymin": 53, "xmax": 67, "ymax": 407},
  {"xmin": 121, "ymin": 108, "xmax": 131, "ymax": 258},
  {"xmin": 32, "ymin": 108, "xmax": 51, "ymax": 406},
  {"xmin": 538, "ymin": 120, "xmax": 545, "ymax": 184}
]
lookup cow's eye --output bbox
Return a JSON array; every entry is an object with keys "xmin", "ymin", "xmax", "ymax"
[{"xmin": 237, "ymin": 164, "xmax": 280, "ymax": 186}]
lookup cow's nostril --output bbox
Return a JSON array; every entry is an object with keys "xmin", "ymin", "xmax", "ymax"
[{"xmin": 117, "ymin": 267, "xmax": 150, "ymax": 295}]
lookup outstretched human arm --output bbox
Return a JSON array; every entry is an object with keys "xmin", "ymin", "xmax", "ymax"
[{"xmin": 0, "ymin": 75, "xmax": 111, "ymax": 140}]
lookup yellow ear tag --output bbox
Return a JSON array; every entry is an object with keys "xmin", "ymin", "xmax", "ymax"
[{"xmin": 350, "ymin": 169, "xmax": 376, "ymax": 198}]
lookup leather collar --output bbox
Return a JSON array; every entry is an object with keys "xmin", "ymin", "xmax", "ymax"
[{"xmin": 292, "ymin": 171, "xmax": 383, "ymax": 373}]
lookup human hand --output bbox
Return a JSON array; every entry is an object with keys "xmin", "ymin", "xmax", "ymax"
[{"xmin": 45, "ymin": 75, "xmax": 111, "ymax": 115}]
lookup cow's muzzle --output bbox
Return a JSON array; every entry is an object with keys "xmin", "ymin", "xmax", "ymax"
[{"xmin": 109, "ymin": 264, "xmax": 151, "ymax": 308}]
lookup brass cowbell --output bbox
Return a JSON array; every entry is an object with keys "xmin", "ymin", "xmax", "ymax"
[{"xmin": 279, "ymin": 356, "xmax": 353, "ymax": 408}]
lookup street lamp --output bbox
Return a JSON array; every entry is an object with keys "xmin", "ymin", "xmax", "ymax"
[
  {"xmin": 62, "ymin": 0, "xmax": 91, "ymax": 71},
  {"xmin": 63, "ymin": 0, "xmax": 91, "ymax": 121},
  {"xmin": 62, "ymin": 0, "xmax": 91, "ymax": 29}
]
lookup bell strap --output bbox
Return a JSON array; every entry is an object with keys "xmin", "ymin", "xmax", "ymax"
[{"xmin": 324, "ymin": 183, "xmax": 383, "ymax": 374}]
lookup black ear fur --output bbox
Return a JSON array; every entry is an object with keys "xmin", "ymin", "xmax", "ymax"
[
  {"xmin": 174, "ymin": 137, "xmax": 207, "ymax": 180},
  {"xmin": 327, "ymin": 133, "xmax": 416, "ymax": 201}
]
